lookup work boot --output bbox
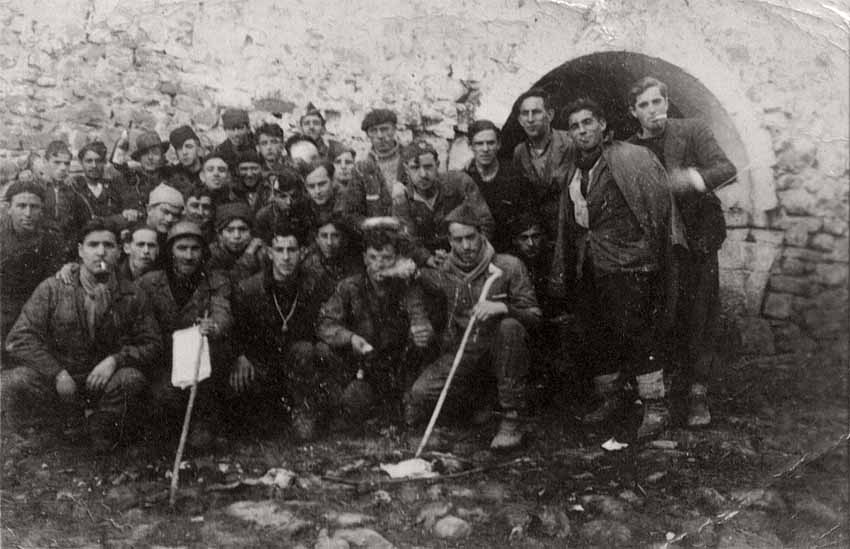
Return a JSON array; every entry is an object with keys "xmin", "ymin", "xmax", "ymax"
[
  {"xmin": 636, "ymin": 399, "xmax": 670, "ymax": 439},
  {"xmin": 687, "ymin": 383, "xmax": 711, "ymax": 427},
  {"xmin": 582, "ymin": 373, "xmax": 623, "ymax": 424},
  {"xmin": 87, "ymin": 412, "xmax": 120, "ymax": 453},
  {"xmin": 490, "ymin": 410, "xmax": 524, "ymax": 450}
]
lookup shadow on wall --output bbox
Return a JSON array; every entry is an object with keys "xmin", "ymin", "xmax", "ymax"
[{"xmin": 499, "ymin": 51, "xmax": 752, "ymax": 212}]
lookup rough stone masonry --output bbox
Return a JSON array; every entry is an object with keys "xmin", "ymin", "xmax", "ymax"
[{"xmin": 0, "ymin": 0, "xmax": 847, "ymax": 353}]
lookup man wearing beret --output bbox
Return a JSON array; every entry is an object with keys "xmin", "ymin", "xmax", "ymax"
[
  {"xmin": 345, "ymin": 109, "xmax": 405, "ymax": 219},
  {"xmin": 392, "ymin": 140, "xmax": 495, "ymax": 267},
  {"xmin": 406, "ymin": 203, "xmax": 541, "ymax": 450},
  {"xmin": 208, "ymin": 202, "xmax": 264, "ymax": 284},
  {"xmin": 300, "ymin": 102, "xmax": 344, "ymax": 161},
  {"xmin": 167, "ymin": 125, "xmax": 204, "ymax": 195},
  {"xmin": 0, "ymin": 182, "xmax": 64, "ymax": 341},
  {"xmin": 3, "ymin": 218, "xmax": 160, "ymax": 452},
  {"xmin": 214, "ymin": 108, "xmax": 255, "ymax": 169}
]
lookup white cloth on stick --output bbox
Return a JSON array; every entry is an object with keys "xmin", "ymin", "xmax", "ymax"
[{"xmin": 171, "ymin": 326, "xmax": 211, "ymax": 389}]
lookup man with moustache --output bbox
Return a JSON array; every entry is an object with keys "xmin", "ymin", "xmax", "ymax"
[
  {"xmin": 168, "ymin": 125, "xmax": 204, "ymax": 195},
  {"xmin": 627, "ymin": 76, "xmax": 737, "ymax": 427},
  {"xmin": 405, "ymin": 203, "xmax": 541, "ymax": 450},
  {"xmin": 231, "ymin": 220, "xmax": 343, "ymax": 440},
  {"xmin": 112, "ymin": 130, "xmax": 173, "ymax": 221},
  {"xmin": 184, "ymin": 187, "xmax": 216, "ymax": 243},
  {"xmin": 551, "ymin": 98, "xmax": 676, "ymax": 439},
  {"xmin": 139, "ymin": 221, "xmax": 233, "ymax": 450},
  {"xmin": 318, "ymin": 221, "xmax": 435, "ymax": 421},
  {"xmin": 118, "ymin": 223, "xmax": 159, "ymax": 282},
  {"xmin": 345, "ymin": 109, "xmax": 405, "ymax": 219},
  {"xmin": 0, "ymin": 182, "xmax": 64, "ymax": 341},
  {"xmin": 465, "ymin": 120, "xmax": 533, "ymax": 251},
  {"xmin": 3, "ymin": 219, "xmax": 160, "ymax": 452},
  {"xmin": 208, "ymin": 202, "xmax": 264, "ymax": 284},
  {"xmin": 302, "ymin": 161, "xmax": 346, "ymax": 228},
  {"xmin": 512, "ymin": 88, "xmax": 574, "ymax": 236},
  {"xmin": 392, "ymin": 140, "xmax": 494, "ymax": 267}
]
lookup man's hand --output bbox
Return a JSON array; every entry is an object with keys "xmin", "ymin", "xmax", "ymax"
[
  {"xmin": 121, "ymin": 209, "xmax": 141, "ymax": 222},
  {"xmin": 425, "ymin": 250, "xmax": 448, "ymax": 269},
  {"xmin": 410, "ymin": 323, "xmax": 433, "ymax": 348},
  {"xmin": 245, "ymin": 237, "xmax": 264, "ymax": 256},
  {"xmin": 351, "ymin": 334, "xmax": 375, "ymax": 356},
  {"xmin": 472, "ymin": 300, "xmax": 509, "ymax": 322},
  {"xmin": 668, "ymin": 167, "xmax": 706, "ymax": 196},
  {"xmin": 55, "ymin": 263, "xmax": 78, "ymax": 285},
  {"xmin": 230, "ymin": 355, "xmax": 256, "ymax": 394},
  {"xmin": 55, "ymin": 370, "xmax": 77, "ymax": 402},
  {"xmin": 197, "ymin": 317, "xmax": 219, "ymax": 338},
  {"xmin": 86, "ymin": 356, "xmax": 117, "ymax": 391}
]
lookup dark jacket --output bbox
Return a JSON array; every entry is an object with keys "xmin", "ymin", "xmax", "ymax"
[
  {"xmin": 0, "ymin": 217, "xmax": 65, "ymax": 340},
  {"xmin": 465, "ymin": 161, "xmax": 535, "ymax": 251},
  {"xmin": 318, "ymin": 273, "xmax": 432, "ymax": 354},
  {"xmin": 113, "ymin": 164, "xmax": 170, "ymax": 217},
  {"xmin": 300, "ymin": 246, "xmax": 362, "ymax": 304},
  {"xmin": 512, "ymin": 129, "xmax": 574, "ymax": 235},
  {"xmin": 5, "ymin": 272, "xmax": 161, "ymax": 378},
  {"xmin": 628, "ymin": 118, "xmax": 737, "ymax": 253},
  {"xmin": 39, "ymin": 179, "xmax": 89, "ymax": 253},
  {"xmin": 69, "ymin": 176, "xmax": 126, "ymax": 228},
  {"xmin": 232, "ymin": 267, "xmax": 325, "ymax": 364},
  {"xmin": 207, "ymin": 241, "xmax": 265, "ymax": 284},
  {"xmin": 392, "ymin": 171, "xmax": 495, "ymax": 265},
  {"xmin": 344, "ymin": 155, "xmax": 401, "ymax": 221}
]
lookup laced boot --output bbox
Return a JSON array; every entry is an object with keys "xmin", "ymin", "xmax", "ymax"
[
  {"xmin": 687, "ymin": 383, "xmax": 711, "ymax": 428},
  {"xmin": 636, "ymin": 370, "xmax": 670, "ymax": 439},
  {"xmin": 582, "ymin": 373, "xmax": 623, "ymax": 424},
  {"xmin": 490, "ymin": 410, "xmax": 524, "ymax": 450}
]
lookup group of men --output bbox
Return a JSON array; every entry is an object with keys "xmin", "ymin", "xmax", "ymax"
[{"xmin": 0, "ymin": 76, "xmax": 736, "ymax": 454}]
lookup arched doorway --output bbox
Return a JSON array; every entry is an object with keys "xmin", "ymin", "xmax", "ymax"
[{"xmin": 499, "ymin": 51, "xmax": 753, "ymax": 212}]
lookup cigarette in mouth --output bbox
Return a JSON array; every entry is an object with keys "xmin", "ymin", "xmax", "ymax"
[
  {"xmin": 99, "ymin": 261, "xmax": 107, "ymax": 270},
  {"xmin": 652, "ymin": 114, "xmax": 668, "ymax": 122}
]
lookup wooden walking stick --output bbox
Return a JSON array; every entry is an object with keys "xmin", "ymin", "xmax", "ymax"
[
  {"xmin": 415, "ymin": 263, "xmax": 503, "ymax": 458},
  {"xmin": 169, "ymin": 319, "xmax": 208, "ymax": 507}
]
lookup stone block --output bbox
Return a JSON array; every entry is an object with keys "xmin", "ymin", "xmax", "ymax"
[
  {"xmin": 783, "ymin": 222, "xmax": 810, "ymax": 247},
  {"xmin": 813, "ymin": 263, "xmax": 848, "ymax": 287},
  {"xmin": 770, "ymin": 213, "xmax": 822, "ymax": 232},
  {"xmin": 822, "ymin": 217, "xmax": 848, "ymax": 236},
  {"xmin": 809, "ymin": 233, "xmax": 836, "ymax": 252},
  {"xmin": 724, "ymin": 209, "xmax": 750, "ymax": 228},
  {"xmin": 778, "ymin": 188, "xmax": 817, "ymax": 216},
  {"xmin": 718, "ymin": 240, "xmax": 781, "ymax": 272},
  {"xmin": 725, "ymin": 228, "xmax": 749, "ymax": 241},
  {"xmin": 826, "ymin": 237, "xmax": 849, "ymax": 262},
  {"xmin": 768, "ymin": 275, "xmax": 814, "ymax": 296},
  {"xmin": 749, "ymin": 229, "xmax": 784, "ymax": 245},
  {"xmin": 762, "ymin": 292, "xmax": 793, "ymax": 320}
]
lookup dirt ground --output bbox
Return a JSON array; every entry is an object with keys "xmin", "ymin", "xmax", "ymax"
[{"xmin": 2, "ymin": 340, "xmax": 847, "ymax": 549}]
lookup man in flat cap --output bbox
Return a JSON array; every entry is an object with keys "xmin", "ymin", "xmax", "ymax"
[
  {"xmin": 392, "ymin": 140, "xmax": 494, "ymax": 267},
  {"xmin": 406, "ymin": 203, "xmax": 541, "ymax": 450},
  {"xmin": 0, "ymin": 182, "xmax": 64, "ymax": 341},
  {"xmin": 112, "ymin": 130, "xmax": 173, "ymax": 223},
  {"xmin": 168, "ymin": 125, "xmax": 204, "ymax": 195},
  {"xmin": 345, "ymin": 108, "xmax": 404, "ymax": 220},
  {"xmin": 208, "ymin": 201, "xmax": 264, "ymax": 284},
  {"xmin": 214, "ymin": 108, "xmax": 254, "ymax": 168},
  {"xmin": 300, "ymin": 103, "xmax": 344, "ymax": 161}
]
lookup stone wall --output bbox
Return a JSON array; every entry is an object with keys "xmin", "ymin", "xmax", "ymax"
[{"xmin": 1, "ymin": 0, "xmax": 847, "ymax": 352}]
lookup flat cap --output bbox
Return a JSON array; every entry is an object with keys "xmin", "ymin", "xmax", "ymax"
[
  {"xmin": 221, "ymin": 108, "xmax": 250, "ymax": 130},
  {"xmin": 148, "ymin": 183, "xmax": 185, "ymax": 208}
]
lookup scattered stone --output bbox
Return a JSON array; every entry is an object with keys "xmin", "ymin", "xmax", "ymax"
[
  {"xmin": 476, "ymin": 480, "xmax": 507, "ymax": 502},
  {"xmin": 455, "ymin": 506, "xmax": 489, "ymax": 522},
  {"xmin": 447, "ymin": 485, "xmax": 476, "ymax": 498},
  {"xmin": 104, "ymin": 485, "xmax": 139, "ymax": 511},
  {"xmin": 397, "ymin": 484, "xmax": 419, "ymax": 504},
  {"xmin": 581, "ymin": 494, "xmax": 629, "ymax": 519},
  {"xmin": 425, "ymin": 484, "xmax": 443, "ymax": 500},
  {"xmin": 332, "ymin": 528, "xmax": 394, "ymax": 549},
  {"xmin": 315, "ymin": 528, "xmax": 350, "ymax": 549},
  {"xmin": 323, "ymin": 511, "xmax": 375, "ymax": 528},
  {"xmin": 646, "ymin": 471, "xmax": 667, "ymax": 483},
  {"xmin": 536, "ymin": 506, "xmax": 571, "ymax": 538},
  {"xmin": 498, "ymin": 502, "xmax": 533, "ymax": 535},
  {"xmin": 433, "ymin": 516, "xmax": 471, "ymax": 539},
  {"xmin": 618, "ymin": 490, "xmax": 643, "ymax": 506},
  {"xmin": 580, "ymin": 519, "xmax": 632, "ymax": 546},
  {"xmin": 695, "ymin": 486, "xmax": 727, "ymax": 510},
  {"xmin": 471, "ymin": 450, "xmax": 492, "ymax": 463},
  {"xmin": 371, "ymin": 490, "xmax": 392, "ymax": 506},
  {"xmin": 416, "ymin": 501, "xmax": 452, "ymax": 529},
  {"xmin": 649, "ymin": 439, "xmax": 678, "ymax": 450},
  {"xmin": 226, "ymin": 500, "xmax": 311, "ymax": 534},
  {"xmin": 731, "ymin": 488, "xmax": 786, "ymax": 513}
]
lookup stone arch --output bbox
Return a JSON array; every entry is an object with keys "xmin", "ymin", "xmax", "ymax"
[{"xmin": 495, "ymin": 51, "xmax": 777, "ymax": 222}]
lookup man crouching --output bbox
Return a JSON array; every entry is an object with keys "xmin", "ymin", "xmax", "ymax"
[
  {"xmin": 406, "ymin": 203, "xmax": 542, "ymax": 450},
  {"xmin": 3, "ymin": 219, "xmax": 160, "ymax": 452}
]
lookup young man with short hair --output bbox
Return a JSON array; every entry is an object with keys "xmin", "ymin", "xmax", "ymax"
[
  {"xmin": 3, "ymin": 219, "xmax": 160, "ymax": 452},
  {"xmin": 626, "ymin": 76, "xmax": 737, "ymax": 428},
  {"xmin": 38, "ymin": 140, "xmax": 88, "ymax": 245},
  {"xmin": 198, "ymin": 153, "xmax": 234, "ymax": 205},
  {"xmin": 230, "ymin": 150, "xmax": 272, "ymax": 212},
  {"xmin": 301, "ymin": 212, "xmax": 362, "ymax": 301},
  {"xmin": 299, "ymin": 102, "xmax": 344, "ymax": 161},
  {"xmin": 184, "ymin": 187, "xmax": 216, "ymax": 242},
  {"xmin": 168, "ymin": 125, "xmax": 204, "ymax": 194},
  {"xmin": 119, "ymin": 223, "xmax": 160, "ymax": 282},
  {"xmin": 214, "ymin": 108, "xmax": 254, "ymax": 168},
  {"xmin": 72, "ymin": 141, "xmax": 125, "ymax": 225},
  {"xmin": 392, "ymin": 140, "xmax": 494, "ymax": 267},
  {"xmin": 255, "ymin": 123, "xmax": 287, "ymax": 172}
]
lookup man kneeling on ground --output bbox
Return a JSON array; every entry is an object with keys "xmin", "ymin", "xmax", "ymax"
[
  {"xmin": 3, "ymin": 218, "xmax": 161, "ymax": 452},
  {"xmin": 406, "ymin": 203, "xmax": 542, "ymax": 450},
  {"xmin": 230, "ymin": 220, "xmax": 344, "ymax": 441}
]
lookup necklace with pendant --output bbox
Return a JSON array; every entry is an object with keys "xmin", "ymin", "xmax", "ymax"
[{"xmin": 272, "ymin": 289, "xmax": 299, "ymax": 334}]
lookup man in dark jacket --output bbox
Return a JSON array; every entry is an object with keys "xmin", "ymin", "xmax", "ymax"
[
  {"xmin": 3, "ymin": 219, "xmax": 160, "ymax": 452},
  {"xmin": 553, "ymin": 98, "xmax": 678, "ymax": 439},
  {"xmin": 118, "ymin": 223, "xmax": 160, "ymax": 283},
  {"xmin": 230, "ymin": 150, "xmax": 273, "ymax": 213},
  {"xmin": 231, "ymin": 220, "xmax": 342, "ymax": 440},
  {"xmin": 38, "ymin": 140, "xmax": 88, "ymax": 254},
  {"xmin": 112, "ymin": 130, "xmax": 173, "ymax": 221},
  {"xmin": 407, "ymin": 204, "xmax": 541, "ymax": 450},
  {"xmin": 208, "ymin": 202, "xmax": 264, "ymax": 284},
  {"xmin": 466, "ymin": 120, "xmax": 533, "ymax": 252},
  {"xmin": 300, "ymin": 211, "xmax": 362, "ymax": 302},
  {"xmin": 167, "ymin": 125, "xmax": 204, "ymax": 195},
  {"xmin": 299, "ymin": 102, "xmax": 344, "ymax": 161},
  {"xmin": 71, "ymin": 141, "xmax": 126, "ymax": 228},
  {"xmin": 0, "ymin": 182, "xmax": 65, "ymax": 341},
  {"xmin": 626, "ymin": 77, "xmax": 737, "ymax": 428},
  {"xmin": 318, "ymin": 221, "xmax": 435, "ymax": 421},
  {"xmin": 512, "ymin": 88, "xmax": 574, "ymax": 236},
  {"xmin": 138, "ymin": 221, "xmax": 232, "ymax": 450},
  {"xmin": 393, "ymin": 140, "xmax": 495, "ymax": 267},
  {"xmin": 214, "ymin": 108, "xmax": 255, "ymax": 168}
]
